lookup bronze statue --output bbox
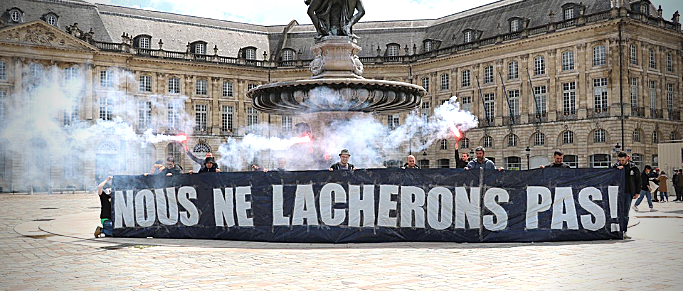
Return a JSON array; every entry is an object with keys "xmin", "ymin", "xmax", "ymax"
[{"xmin": 305, "ymin": 0, "xmax": 365, "ymax": 38}]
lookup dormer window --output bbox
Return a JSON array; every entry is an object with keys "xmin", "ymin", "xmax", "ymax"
[
  {"xmin": 282, "ymin": 49, "xmax": 295, "ymax": 61},
  {"xmin": 509, "ymin": 18, "xmax": 525, "ymax": 33},
  {"xmin": 641, "ymin": 3, "xmax": 649, "ymax": 15},
  {"xmin": 242, "ymin": 47, "xmax": 257, "ymax": 60},
  {"xmin": 43, "ymin": 13, "xmax": 58, "ymax": 27},
  {"xmin": 134, "ymin": 35, "xmax": 152, "ymax": 49},
  {"xmin": 564, "ymin": 7, "xmax": 575, "ymax": 20},
  {"xmin": 463, "ymin": 30, "xmax": 475, "ymax": 43},
  {"xmin": 191, "ymin": 41, "xmax": 207, "ymax": 55},
  {"xmin": 8, "ymin": 8, "xmax": 23, "ymax": 23},
  {"xmin": 423, "ymin": 40, "xmax": 433, "ymax": 53},
  {"xmin": 386, "ymin": 43, "xmax": 400, "ymax": 57}
]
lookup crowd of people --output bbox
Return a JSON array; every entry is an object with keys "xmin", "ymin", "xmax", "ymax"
[{"xmin": 93, "ymin": 145, "xmax": 681, "ymax": 239}]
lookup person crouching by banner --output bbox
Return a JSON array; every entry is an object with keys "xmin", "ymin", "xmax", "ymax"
[
  {"xmin": 194, "ymin": 157, "xmax": 219, "ymax": 173},
  {"xmin": 612, "ymin": 151, "xmax": 641, "ymax": 239},
  {"xmin": 633, "ymin": 165, "xmax": 658, "ymax": 213},
  {"xmin": 465, "ymin": 147, "xmax": 503, "ymax": 171},
  {"xmin": 94, "ymin": 175, "xmax": 113, "ymax": 238},
  {"xmin": 540, "ymin": 151, "xmax": 571, "ymax": 168},
  {"xmin": 184, "ymin": 143, "xmax": 219, "ymax": 173},
  {"xmin": 330, "ymin": 149, "xmax": 356, "ymax": 171},
  {"xmin": 402, "ymin": 155, "xmax": 420, "ymax": 169}
]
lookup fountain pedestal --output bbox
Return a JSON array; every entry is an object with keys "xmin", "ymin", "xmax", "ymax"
[{"xmin": 310, "ymin": 36, "xmax": 364, "ymax": 79}]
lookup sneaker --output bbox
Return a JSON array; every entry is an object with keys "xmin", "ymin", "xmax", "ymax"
[
  {"xmin": 632, "ymin": 205, "xmax": 639, "ymax": 212},
  {"xmin": 623, "ymin": 233, "xmax": 632, "ymax": 239},
  {"xmin": 94, "ymin": 226, "xmax": 102, "ymax": 238},
  {"xmin": 650, "ymin": 208, "xmax": 658, "ymax": 212}
]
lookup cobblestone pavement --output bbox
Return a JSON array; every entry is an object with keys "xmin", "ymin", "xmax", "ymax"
[{"xmin": 1, "ymin": 193, "xmax": 682, "ymax": 290}]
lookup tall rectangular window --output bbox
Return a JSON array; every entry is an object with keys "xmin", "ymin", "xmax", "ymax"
[
  {"xmin": 562, "ymin": 82, "xmax": 576, "ymax": 114},
  {"xmin": 168, "ymin": 77, "xmax": 180, "ymax": 94},
  {"xmin": 649, "ymin": 81, "xmax": 657, "ymax": 110},
  {"xmin": 593, "ymin": 78, "xmax": 608, "ymax": 111},
  {"xmin": 667, "ymin": 84, "xmax": 674, "ymax": 111},
  {"xmin": 63, "ymin": 102, "xmax": 78, "ymax": 126},
  {"xmin": 533, "ymin": 86, "xmax": 547, "ymax": 113},
  {"xmin": 99, "ymin": 97, "xmax": 113, "ymax": 120},
  {"xmin": 461, "ymin": 70, "xmax": 471, "ymax": 87},
  {"xmin": 196, "ymin": 79, "xmax": 207, "ymax": 95},
  {"xmin": 100, "ymin": 70, "xmax": 113, "ymax": 87},
  {"xmin": 593, "ymin": 45, "xmax": 606, "ymax": 66},
  {"xmin": 139, "ymin": 75, "xmax": 151, "ymax": 92},
  {"xmin": 484, "ymin": 93, "xmax": 495, "ymax": 120},
  {"xmin": 508, "ymin": 90, "xmax": 520, "ymax": 116},
  {"xmin": 247, "ymin": 107, "xmax": 258, "ymax": 133},
  {"xmin": 282, "ymin": 115, "xmax": 292, "ymax": 132},
  {"xmin": 564, "ymin": 8, "xmax": 574, "ymax": 20},
  {"xmin": 138, "ymin": 101, "xmax": 152, "ymax": 129},
  {"xmin": 421, "ymin": 77, "xmax": 429, "ymax": 92},
  {"xmin": 461, "ymin": 96, "xmax": 472, "ymax": 112},
  {"xmin": 64, "ymin": 67, "xmax": 79, "ymax": 81},
  {"xmin": 0, "ymin": 90, "xmax": 7, "ymax": 121},
  {"xmin": 508, "ymin": 61, "xmax": 518, "ymax": 80},
  {"xmin": 195, "ymin": 104, "xmax": 207, "ymax": 132},
  {"xmin": 387, "ymin": 114, "xmax": 400, "ymax": 130},
  {"xmin": 0, "ymin": 61, "xmax": 6, "ymax": 80},
  {"xmin": 167, "ymin": 102, "xmax": 180, "ymax": 130},
  {"xmin": 221, "ymin": 105, "xmax": 234, "ymax": 133},
  {"xmin": 562, "ymin": 51, "xmax": 575, "ymax": 71},
  {"xmin": 484, "ymin": 66, "xmax": 494, "ymax": 83},
  {"xmin": 195, "ymin": 43, "xmax": 206, "ymax": 55},
  {"xmin": 630, "ymin": 78, "xmax": 638, "ymax": 108},
  {"xmin": 667, "ymin": 53, "xmax": 673, "ymax": 72},
  {"xmin": 534, "ymin": 56, "xmax": 545, "ymax": 75},
  {"xmin": 630, "ymin": 45, "xmax": 638, "ymax": 65},
  {"xmin": 223, "ymin": 81, "xmax": 233, "ymax": 97},
  {"xmin": 649, "ymin": 49, "xmax": 656, "ymax": 69},
  {"xmin": 387, "ymin": 45, "xmax": 399, "ymax": 57},
  {"xmin": 440, "ymin": 73, "xmax": 449, "ymax": 90}
]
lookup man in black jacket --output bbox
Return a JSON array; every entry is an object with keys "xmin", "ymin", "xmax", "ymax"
[
  {"xmin": 453, "ymin": 142, "xmax": 469, "ymax": 169},
  {"xmin": 612, "ymin": 152, "xmax": 641, "ymax": 239}
]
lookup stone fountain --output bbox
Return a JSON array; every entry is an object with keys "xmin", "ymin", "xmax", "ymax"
[{"xmin": 248, "ymin": 0, "xmax": 426, "ymax": 169}]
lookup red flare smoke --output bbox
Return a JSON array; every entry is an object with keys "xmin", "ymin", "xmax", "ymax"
[
  {"xmin": 173, "ymin": 134, "xmax": 188, "ymax": 143},
  {"xmin": 449, "ymin": 124, "xmax": 462, "ymax": 141},
  {"xmin": 293, "ymin": 134, "xmax": 312, "ymax": 144}
]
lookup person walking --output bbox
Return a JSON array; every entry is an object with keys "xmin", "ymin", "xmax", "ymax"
[
  {"xmin": 633, "ymin": 165, "xmax": 658, "ymax": 212},
  {"xmin": 674, "ymin": 170, "xmax": 683, "ymax": 202}
]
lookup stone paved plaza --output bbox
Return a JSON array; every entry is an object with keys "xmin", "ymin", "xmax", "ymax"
[{"xmin": 1, "ymin": 192, "xmax": 682, "ymax": 290}]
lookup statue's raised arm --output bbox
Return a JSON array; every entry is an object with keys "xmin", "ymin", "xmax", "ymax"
[{"xmin": 306, "ymin": 0, "xmax": 365, "ymax": 39}]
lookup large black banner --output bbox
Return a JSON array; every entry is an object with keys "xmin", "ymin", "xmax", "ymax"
[{"xmin": 112, "ymin": 168, "xmax": 628, "ymax": 243}]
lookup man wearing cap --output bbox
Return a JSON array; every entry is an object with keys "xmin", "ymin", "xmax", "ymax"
[
  {"xmin": 465, "ymin": 146, "xmax": 503, "ymax": 171},
  {"xmin": 330, "ymin": 149, "xmax": 357, "ymax": 171},
  {"xmin": 196, "ymin": 157, "xmax": 219, "ymax": 173}
]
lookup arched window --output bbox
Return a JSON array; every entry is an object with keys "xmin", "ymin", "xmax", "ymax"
[
  {"xmin": 507, "ymin": 134, "xmax": 518, "ymax": 147},
  {"xmin": 633, "ymin": 129, "xmax": 641, "ymax": 142},
  {"xmin": 440, "ymin": 139, "xmax": 448, "ymax": 150},
  {"xmin": 191, "ymin": 41, "xmax": 207, "ymax": 55},
  {"xmin": 562, "ymin": 130, "xmax": 574, "ymax": 144},
  {"xmin": 43, "ymin": 13, "xmax": 58, "ymax": 26},
  {"xmin": 166, "ymin": 142, "xmax": 184, "ymax": 166},
  {"xmin": 9, "ymin": 8, "xmax": 23, "ymax": 23},
  {"xmin": 534, "ymin": 132, "xmax": 545, "ymax": 146},
  {"xmin": 460, "ymin": 138, "xmax": 470, "ymax": 149},
  {"xmin": 281, "ymin": 49, "xmax": 295, "ymax": 62},
  {"xmin": 593, "ymin": 129, "xmax": 606, "ymax": 143},
  {"xmin": 483, "ymin": 136, "xmax": 493, "ymax": 148},
  {"xmin": 386, "ymin": 43, "xmax": 400, "ymax": 57},
  {"xmin": 242, "ymin": 47, "xmax": 257, "ymax": 60},
  {"xmin": 193, "ymin": 143, "xmax": 212, "ymax": 153},
  {"xmin": 29, "ymin": 63, "xmax": 44, "ymax": 78},
  {"xmin": 134, "ymin": 35, "xmax": 152, "ymax": 49}
]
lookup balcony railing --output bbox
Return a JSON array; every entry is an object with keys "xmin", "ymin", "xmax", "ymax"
[
  {"xmin": 528, "ymin": 111, "xmax": 547, "ymax": 123},
  {"xmin": 587, "ymin": 107, "xmax": 610, "ymax": 118},
  {"xmin": 503, "ymin": 115, "xmax": 521, "ymax": 126},
  {"xmin": 631, "ymin": 107, "xmax": 646, "ymax": 117},
  {"xmin": 557, "ymin": 109, "xmax": 577, "ymax": 121},
  {"xmin": 479, "ymin": 118, "xmax": 495, "ymax": 128},
  {"xmin": 668, "ymin": 110, "xmax": 681, "ymax": 121},
  {"xmin": 650, "ymin": 109, "xmax": 663, "ymax": 119}
]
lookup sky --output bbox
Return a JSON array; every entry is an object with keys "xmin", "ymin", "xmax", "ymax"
[{"xmin": 84, "ymin": 0, "xmax": 682, "ymax": 26}]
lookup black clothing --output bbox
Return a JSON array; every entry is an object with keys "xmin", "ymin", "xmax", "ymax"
[
  {"xmin": 161, "ymin": 165, "xmax": 183, "ymax": 175},
  {"xmin": 330, "ymin": 162, "xmax": 354, "ymax": 171},
  {"xmin": 198, "ymin": 166, "xmax": 217, "ymax": 173},
  {"xmin": 187, "ymin": 151, "xmax": 218, "ymax": 172},
  {"xmin": 612, "ymin": 162, "xmax": 641, "ymax": 198},
  {"xmin": 402, "ymin": 163, "xmax": 420, "ymax": 169},
  {"xmin": 641, "ymin": 170, "xmax": 651, "ymax": 191},
  {"xmin": 454, "ymin": 149, "xmax": 469, "ymax": 169},
  {"xmin": 99, "ymin": 191, "xmax": 112, "ymax": 220},
  {"xmin": 545, "ymin": 162, "xmax": 571, "ymax": 168}
]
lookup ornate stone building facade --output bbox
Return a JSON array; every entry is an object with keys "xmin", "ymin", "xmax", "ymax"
[{"xmin": 0, "ymin": 0, "xmax": 681, "ymax": 192}]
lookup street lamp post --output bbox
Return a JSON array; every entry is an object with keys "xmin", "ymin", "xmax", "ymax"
[{"xmin": 525, "ymin": 146, "xmax": 531, "ymax": 170}]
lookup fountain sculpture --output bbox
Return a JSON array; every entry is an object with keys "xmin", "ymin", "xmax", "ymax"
[{"xmin": 248, "ymin": 0, "xmax": 426, "ymax": 169}]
